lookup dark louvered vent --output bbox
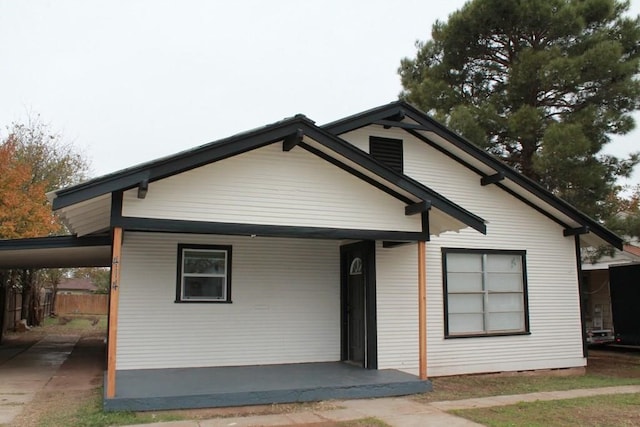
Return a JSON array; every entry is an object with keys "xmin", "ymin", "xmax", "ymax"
[{"xmin": 369, "ymin": 136, "xmax": 403, "ymax": 174}]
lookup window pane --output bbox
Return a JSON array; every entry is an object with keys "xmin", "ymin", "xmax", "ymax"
[
  {"xmin": 447, "ymin": 272, "xmax": 483, "ymax": 292},
  {"xmin": 448, "ymin": 294, "xmax": 483, "ymax": 314},
  {"xmin": 184, "ymin": 251, "xmax": 226, "ymax": 274},
  {"xmin": 487, "ymin": 293, "xmax": 523, "ymax": 312},
  {"xmin": 449, "ymin": 313, "xmax": 484, "ymax": 334},
  {"xmin": 486, "ymin": 273, "xmax": 522, "ymax": 292},
  {"xmin": 447, "ymin": 253, "xmax": 482, "ymax": 272},
  {"xmin": 486, "ymin": 254, "xmax": 521, "ymax": 273},
  {"xmin": 183, "ymin": 276, "xmax": 225, "ymax": 299},
  {"xmin": 487, "ymin": 312, "xmax": 524, "ymax": 331}
]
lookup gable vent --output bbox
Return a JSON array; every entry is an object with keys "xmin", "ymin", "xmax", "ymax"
[{"xmin": 370, "ymin": 136, "xmax": 403, "ymax": 174}]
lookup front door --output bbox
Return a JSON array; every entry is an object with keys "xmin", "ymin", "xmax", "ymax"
[{"xmin": 341, "ymin": 241, "xmax": 377, "ymax": 369}]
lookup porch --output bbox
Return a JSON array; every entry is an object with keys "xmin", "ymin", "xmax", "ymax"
[{"xmin": 104, "ymin": 362, "xmax": 431, "ymax": 411}]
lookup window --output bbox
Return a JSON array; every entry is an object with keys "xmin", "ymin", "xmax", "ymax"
[
  {"xmin": 176, "ymin": 244, "xmax": 232, "ymax": 303},
  {"xmin": 369, "ymin": 136, "xmax": 403, "ymax": 174},
  {"xmin": 443, "ymin": 249, "xmax": 529, "ymax": 337}
]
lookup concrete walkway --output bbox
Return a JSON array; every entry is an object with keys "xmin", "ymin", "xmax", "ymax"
[
  {"xmin": 0, "ymin": 334, "xmax": 79, "ymax": 425},
  {"xmin": 127, "ymin": 384, "xmax": 640, "ymax": 427}
]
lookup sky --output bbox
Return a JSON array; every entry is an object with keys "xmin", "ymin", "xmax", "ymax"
[{"xmin": 1, "ymin": 0, "xmax": 639, "ymax": 191}]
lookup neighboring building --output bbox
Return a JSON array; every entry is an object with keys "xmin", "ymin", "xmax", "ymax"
[
  {"xmin": 0, "ymin": 101, "xmax": 622, "ymax": 411},
  {"xmin": 57, "ymin": 277, "xmax": 98, "ymax": 295},
  {"xmin": 582, "ymin": 244, "xmax": 640, "ymax": 344}
]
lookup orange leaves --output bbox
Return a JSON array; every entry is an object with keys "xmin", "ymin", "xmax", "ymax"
[{"xmin": 0, "ymin": 138, "xmax": 59, "ymax": 239}]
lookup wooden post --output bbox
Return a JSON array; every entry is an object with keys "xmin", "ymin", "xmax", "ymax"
[
  {"xmin": 418, "ymin": 240, "xmax": 427, "ymax": 380},
  {"xmin": 106, "ymin": 227, "xmax": 123, "ymax": 398}
]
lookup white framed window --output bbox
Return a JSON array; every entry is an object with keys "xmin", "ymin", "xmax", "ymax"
[
  {"xmin": 176, "ymin": 244, "xmax": 232, "ymax": 303},
  {"xmin": 443, "ymin": 249, "xmax": 529, "ymax": 337}
]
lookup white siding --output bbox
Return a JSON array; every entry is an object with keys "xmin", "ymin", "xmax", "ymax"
[
  {"xmin": 117, "ymin": 232, "xmax": 341, "ymax": 370},
  {"xmin": 353, "ymin": 127, "xmax": 585, "ymax": 376},
  {"xmin": 122, "ymin": 143, "xmax": 421, "ymax": 232}
]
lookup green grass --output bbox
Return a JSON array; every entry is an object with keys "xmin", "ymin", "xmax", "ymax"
[
  {"xmin": 416, "ymin": 371, "xmax": 640, "ymax": 403},
  {"xmin": 39, "ymin": 389, "xmax": 185, "ymax": 427},
  {"xmin": 339, "ymin": 418, "xmax": 390, "ymax": 426},
  {"xmin": 42, "ymin": 315, "xmax": 107, "ymax": 330},
  {"xmin": 451, "ymin": 392, "xmax": 640, "ymax": 427}
]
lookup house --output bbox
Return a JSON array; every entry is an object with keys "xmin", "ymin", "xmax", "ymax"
[
  {"xmin": 0, "ymin": 101, "xmax": 622, "ymax": 411},
  {"xmin": 582, "ymin": 244, "xmax": 640, "ymax": 344},
  {"xmin": 56, "ymin": 277, "xmax": 98, "ymax": 294}
]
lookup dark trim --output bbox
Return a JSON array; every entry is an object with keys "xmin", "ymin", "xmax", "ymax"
[
  {"xmin": 575, "ymin": 235, "xmax": 588, "ymax": 357},
  {"xmin": 381, "ymin": 241, "xmax": 412, "ymax": 248},
  {"xmin": 564, "ymin": 226, "xmax": 589, "ymax": 237},
  {"xmin": 480, "ymin": 173, "xmax": 505, "ymax": 186},
  {"xmin": 0, "ymin": 235, "xmax": 111, "ymax": 250},
  {"xmin": 340, "ymin": 241, "xmax": 377, "ymax": 369},
  {"xmin": 52, "ymin": 119, "xmax": 314, "ymax": 210},
  {"xmin": 301, "ymin": 126, "xmax": 486, "ymax": 234},
  {"xmin": 374, "ymin": 120, "xmax": 428, "ymax": 131},
  {"xmin": 114, "ymin": 216, "xmax": 429, "ymax": 241},
  {"xmin": 282, "ymin": 129, "xmax": 304, "ymax": 152},
  {"xmin": 50, "ymin": 113, "xmax": 486, "ymax": 237},
  {"xmin": 137, "ymin": 180, "xmax": 149, "ymax": 199},
  {"xmin": 442, "ymin": 248, "xmax": 530, "ymax": 339},
  {"xmin": 421, "ymin": 211, "xmax": 430, "ymax": 238},
  {"xmin": 300, "ymin": 143, "xmax": 414, "ymax": 205},
  {"xmin": 323, "ymin": 101, "xmax": 622, "ymax": 249},
  {"xmin": 405, "ymin": 201, "xmax": 431, "ymax": 216},
  {"xmin": 175, "ymin": 244, "xmax": 233, "ymax": 304},
  {"xmin": 110, "ymin": 191, "xmax": 123, "ymax": 226}
]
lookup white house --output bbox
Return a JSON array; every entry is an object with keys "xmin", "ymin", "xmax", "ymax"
[{"xmin": 0, "ymin": 101, "xmax": 622, "ymax": 411}]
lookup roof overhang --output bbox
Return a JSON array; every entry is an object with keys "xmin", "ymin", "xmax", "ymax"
[
  {"xmin": 323, "ymin": 101, "xmax": 623, "ymax": 250},
  {"xmin": 0, "ymin": 235, "xmax": 111, "ymax": 269},
  {"xmin": 48, "ymin": 115, "xmax": 486, "ymax": 239}
]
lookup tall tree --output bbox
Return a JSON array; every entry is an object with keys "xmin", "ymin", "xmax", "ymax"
[
  {"xmin": 0, "ymin": 117, "xmax": 90, "ymax": 331},
  {"xmin": 399, "ymin": 0, "xmax": 640, "ymax": 220}
]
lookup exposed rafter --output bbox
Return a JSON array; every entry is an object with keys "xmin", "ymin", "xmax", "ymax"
[
  {"xmin": 137, "ymin": 179, "xmax": 149, "ymax": 199},
  {"xmin": 405, "ymin": 200, "xmax": 431, "ymax": 216},
  {"xmin": 564, "ymin": 226, "xmax": 589, "ymax": 237},
  {"xmin": 481, "ymin": 172, "xmax": 505, "ymax": 186},
  {"xmin": 374, "ymin": 120, "xmax": 429, "ymax": 131},
  {"xmin": 282, "ymin": 128, "xmax": 304, "ymax": 152}
]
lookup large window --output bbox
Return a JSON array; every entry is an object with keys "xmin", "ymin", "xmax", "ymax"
[
  {"xmin": 176, "ymin": 244, "xmax": 232, "ymax": 303},
  {"xmin": 443, "ymin": 249, "xmax": 529, "ymax": 337}
]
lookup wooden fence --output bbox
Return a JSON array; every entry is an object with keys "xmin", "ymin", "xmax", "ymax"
[{"xmin": 55, "ymin": 294, "xmax": 108, "ymax": 315}]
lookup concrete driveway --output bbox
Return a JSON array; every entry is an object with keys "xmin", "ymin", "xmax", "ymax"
[{"xmin": 0, "ymin": 334, "xmax": 104, "ymax": 425}]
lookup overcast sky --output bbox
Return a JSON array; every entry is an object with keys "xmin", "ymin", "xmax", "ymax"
[{"xmin": 1, "ymin": 0, "xmax": 639, "ymax": 190}]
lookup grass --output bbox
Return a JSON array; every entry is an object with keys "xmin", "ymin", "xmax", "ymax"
[
  {"xmin": 414, "ymin": 370, "xmax": 640, "ymax": 403},
  {"xmin": 451, "ymin": 392, "xmax": 640, "ymax": 427},
  {"xmin": 43, "ymin": 315, "xmax": 108, "ymax": 331},
  {"xmin": 37, "ymin": 389, "xmax": 184, "ymax": 427}
]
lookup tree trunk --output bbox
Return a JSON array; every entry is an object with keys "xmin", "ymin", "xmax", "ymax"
[
  {"xmin": 0, "ymin": 271, "xmax": 7, "ymax": 344},
  {"xmin": 21, "ymin": 269, "xmax": 31, "ymax": 323}
]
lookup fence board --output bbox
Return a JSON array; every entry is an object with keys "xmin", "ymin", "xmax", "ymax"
[{"xmin": 55, "ymin": 294, "xmax": 108, "ymax": 315}]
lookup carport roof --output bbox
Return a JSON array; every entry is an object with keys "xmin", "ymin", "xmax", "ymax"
[{"xmin": 0, "ymin": 235, "xmax": 111, "ymax": 269}]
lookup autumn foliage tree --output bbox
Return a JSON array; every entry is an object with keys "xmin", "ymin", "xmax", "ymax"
[
  {"xmin": 0, "ymin": 117, "xmax": 89, "ymax": 334},
  {"xmin": 0, "ymin": 137, "xmax": 59, "ymax": 238}
]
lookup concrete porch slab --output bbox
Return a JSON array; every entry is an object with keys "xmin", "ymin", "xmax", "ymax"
[{"xmin": 104, "ymin": 362, "xmax": 431, "ymax": 411}]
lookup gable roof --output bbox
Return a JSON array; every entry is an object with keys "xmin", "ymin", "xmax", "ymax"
[
  {"xmin": 323, "ymin": 101, "xmax": 623, "ymax": 250},
  {"xmin": 48, "ymin": 114, "xmax": 486, "ymax": 235}
]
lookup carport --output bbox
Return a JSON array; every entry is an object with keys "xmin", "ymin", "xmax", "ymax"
[{"xmin": 0, "ymin": 235, "xmax": 112, "ymax": 342}]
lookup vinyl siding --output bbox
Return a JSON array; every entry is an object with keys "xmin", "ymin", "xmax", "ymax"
[
  {"xmin": 117, "ymin": 232, "xmax": 341, "ymax": 370},
  {"xmin": 121, "ymin": 143, "xmax": 421, "ymax": 233},
  {"xmin": 342, "ymin": 127, "xmax": 585, "ymax": 376}
]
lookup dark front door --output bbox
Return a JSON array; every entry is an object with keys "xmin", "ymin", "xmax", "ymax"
[
  {"xmin": 341, "ymin": 241, "xmax": 377, "ymax": 369},
  {"xmin": 347, "ymin": 254, "xmax": 365, "ymax": 364}
]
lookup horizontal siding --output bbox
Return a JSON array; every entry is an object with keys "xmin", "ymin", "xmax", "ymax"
[
  {"xmin": 357, "ymin": 126, "xmax": 585, "ymax": 376},
  {"xmin": 122, "ymin": 143, "xmax": 420, "ymax": 232},
  {"xmin": 117, "ymin": 232, "xmax": 341, "ymax": 370}
]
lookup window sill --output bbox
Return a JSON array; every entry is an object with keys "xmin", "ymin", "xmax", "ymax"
[
  {"xmin": 174, "ymin": 299, "xmax": 233, "ymax": 304},
  {"xmin": 445, "ymin": 331, "xmax": 531, "ymax": 339}
]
